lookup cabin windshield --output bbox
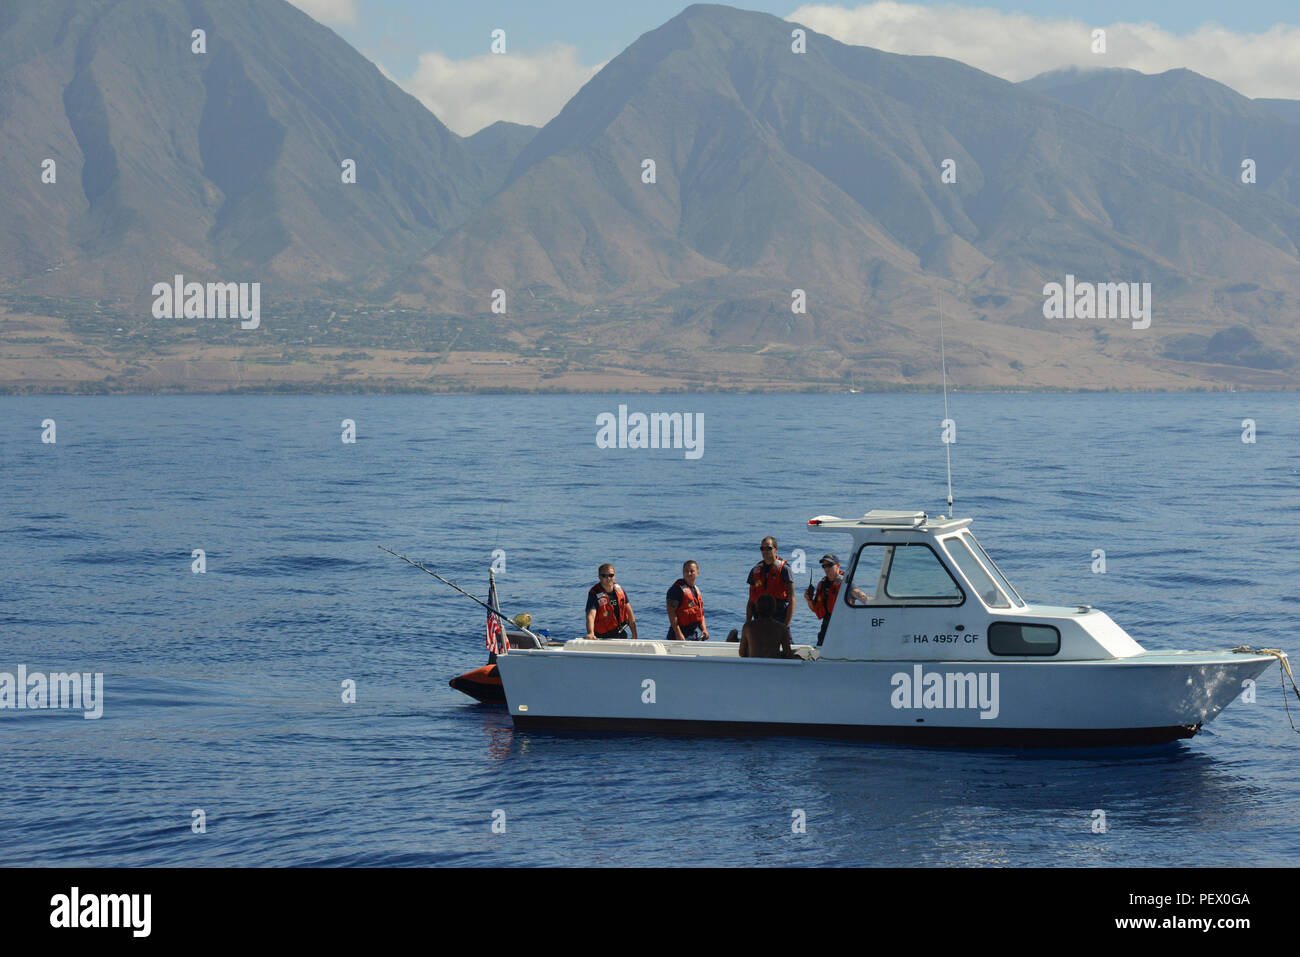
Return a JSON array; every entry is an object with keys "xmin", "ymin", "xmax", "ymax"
[
  {"xmin": 845, "ymin": 543, "xmax": 964, "ymax": 606},
  {"xmin": 963, "ymin": 533, "xmax": 1025, "ymax": 607},
  {"xmin": 942, "ymin": 536, "xmax": 1011, "ymax": 608}
]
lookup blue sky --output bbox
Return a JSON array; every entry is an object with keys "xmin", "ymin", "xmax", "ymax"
[
  {"xmin": 292, "ymin": 1, "xmax": 1300, "ymax": 135},
  {"xmin": 330, "ymin": 0, "xmax": 1299, "ymax": 74}
]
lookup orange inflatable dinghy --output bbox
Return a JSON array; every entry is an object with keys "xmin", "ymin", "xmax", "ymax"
[{"xmin": 449, "ymin": 663, "xmax": 506, "ymax": 703}]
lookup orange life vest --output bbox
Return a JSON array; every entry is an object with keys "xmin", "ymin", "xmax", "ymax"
[
  {"xmin": 749, "ymin": 557, "xmax": 790, "ymax": 604},
  {"xmin": 812, "ymin": 576, "xmax": 841, "ymax": 620},
  {"xmin": 671, "ymin": 578, "xmax": 704, "ymax": 627},
  {"xmin": 589, "ymin": 583, "xmax": 630, "ymax": 634}
]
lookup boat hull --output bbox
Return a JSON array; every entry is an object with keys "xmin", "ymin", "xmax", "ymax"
[
  {"xmin": 511, "ymin": 714, "xmax": 1200, "ymax": 746},
  {"xmin": 496, "ymin": 649, "xmax": 1274, "ymax": 748}
]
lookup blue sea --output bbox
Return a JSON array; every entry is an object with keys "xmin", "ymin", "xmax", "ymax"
[{"xmin": 1, "ymin": 393, "xmax": 1298, "ymax": 866}]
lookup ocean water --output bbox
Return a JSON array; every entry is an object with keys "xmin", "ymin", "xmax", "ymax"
[{"xmin": 1, "ymin": 392, "xmax": 1298, "ymax": 867}]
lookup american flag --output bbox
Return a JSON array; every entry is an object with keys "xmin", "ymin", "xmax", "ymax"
[{"xmin": 486, "ymin": 570, "xmax": 505, "ymax": 656}]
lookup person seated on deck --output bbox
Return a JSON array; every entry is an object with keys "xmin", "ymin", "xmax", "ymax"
[
  {"xmin": 666, "ymin": 560, "xmax": 709, "ymax": 641},
  {"xmin": 739, "ymin": 594, "xmax": 798, "ymax": 659},
  {"xmin": 585, "ymin": 563, "xmax": 638, "ymax": 641}
]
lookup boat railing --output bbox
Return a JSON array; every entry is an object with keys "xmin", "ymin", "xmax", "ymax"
[{"xmin": 553, "ymin": 639, "xmax": 818, "ymax": 659}]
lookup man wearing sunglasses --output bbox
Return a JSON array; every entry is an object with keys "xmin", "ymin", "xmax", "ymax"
[
  {"xmin": 746, "ymin": 536, "xmax": 794, "ymax": 626},
  {"xmin": 585, "ymin": 563, "xmax": 638, "ymax": 640},
  {"xmin": 805, "ymin": 553, "xmax": 846, "ymax": 647}
]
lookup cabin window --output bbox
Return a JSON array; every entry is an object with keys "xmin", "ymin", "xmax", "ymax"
[
  {"xmin": 943, "ymin": 537, "xmax": 1011, "ymax": 608},
  {"xmin": 845, "ymin": 545, "xmax": 888, "ymax": 606},
  {"xmin": 845, "ymin": 544, "xmax": 964, "ymax": 606},
  {"xmin": 963, "ymin": 533, "xmax": 1025, "ymax": 607},
  {"xmin": 989, "ymin": 622, "xmax": 1060, "ymax": 656}
]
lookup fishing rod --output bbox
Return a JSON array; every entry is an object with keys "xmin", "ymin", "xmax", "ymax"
[{"xmin": 378, "ymin": 545, "xmax": 542, "ymax": 643}]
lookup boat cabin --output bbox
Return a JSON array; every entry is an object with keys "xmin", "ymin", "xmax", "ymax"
[{"xmin": 808, "ymin": 510, "xmax": 1143, "ymax": 662}]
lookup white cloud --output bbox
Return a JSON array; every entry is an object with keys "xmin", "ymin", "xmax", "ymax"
[
  {"xmin": 788, "ymin": 2, "xmax": 1300, "ymax": 99},
  {"xmin": 403, "ymin": 46, "xmax": 603, "ymax": 136},
  {"xmin": 287, "ymin": 0, "xmax": 357, "ymax": 26}
]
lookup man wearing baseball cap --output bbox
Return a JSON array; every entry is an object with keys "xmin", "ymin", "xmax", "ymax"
[{"xmin": 804, "ymin": 553, "xmax": 845, "ymax": 647}]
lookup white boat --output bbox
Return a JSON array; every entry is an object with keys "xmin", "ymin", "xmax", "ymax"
[{"xmin": 495, "ymin": 510, "xmax": 1280, "ymax": 746}]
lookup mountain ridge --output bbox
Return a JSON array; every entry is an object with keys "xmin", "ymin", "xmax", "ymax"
[
  {"xmin": 2, "ymin": 1, "xmax": 1298, "ymax": 392},
  {"xmin": 0, "ymin": 0, "xmax": 501, "ymax": 297}
]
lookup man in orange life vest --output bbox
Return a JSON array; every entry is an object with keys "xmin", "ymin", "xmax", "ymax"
[
  {"xmin": 746, "ymin": 536, "xmax": 795, "ymax": 626},
  {"xmin": 666, "ymin": 560, "xmax": 709, "ymax": 641},
  {"xmin": 805, "ymin": 552, "xmax": 844, "ymax": 646},
  {"xmin": 585, "ymin": 563, "xmax": 638, "ymax": 640}
]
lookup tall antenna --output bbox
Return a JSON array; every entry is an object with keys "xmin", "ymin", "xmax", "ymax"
[{"xmin": 939, "ymin": 292, "xmax": 953, "ymax": 514}]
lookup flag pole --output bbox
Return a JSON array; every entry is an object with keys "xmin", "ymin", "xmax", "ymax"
[{"xmin": 487, "ymin": 566, "xmax": 504, "ymax": 658}]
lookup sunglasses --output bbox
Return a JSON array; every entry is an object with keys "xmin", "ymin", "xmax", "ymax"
[
  {"xmin": 600, "ymin": 573, "xmax": 615, "ymax": 578},
  {"xmin": 760, "ymin": 545, "xmax": 775, "ymax": 552}
]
